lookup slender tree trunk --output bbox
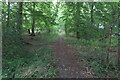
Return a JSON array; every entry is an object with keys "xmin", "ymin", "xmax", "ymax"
[
  {"xmin": 76, "ymin": 30, "xmax": 80, "ymax": 39},
  {"xmin": 76, "ymin": 2, "xmax": 80, "ymax": 39},
  {"xmin": 106, "ymin": 25, "xmax": 112, "ymax": 67},
  {"xmin": 64, "ymin": 19, "xmax": 68, "ymax": 36},
  {"xmin": 118, "ymin": 23, "xmax": 120, "ymax": 70},
  {"xmin": 6, "ymin": 2, "xmax": 10, "ymax": 27},
  {"xmin": 117, "ymin": 5, "xmax": 120, "ymax": 69},
  {"xmin": 90, "ymin": 3, "xmax": 94, "ymax": 27},
  {"xmin": 17, "ymin": 2, "xmax": 23, "ymax": 34},
  {"xmin": 31, "ymin": 3, "xmax": 35, "ymax": 36},
  {"xmin": 106, "ymin": 17, "xmax": 114, "ymax": 68},
  {"xmin": 117, "ymin": 3, "xmax": 120, "ymax": 70},
  {"xmin": 28, "ymin": 29, "xmax": 31, "ymax": 34},
  {"xmin": 31, "ymin": 15, "xmax": 35, "ymax": 36},
  {"xmin": 65, "ymin": 24, "xmax": 68, "ymax": 36},
  {"xmin": 106, "ymin": 5, "xmax": 119, "ymax": 68}
]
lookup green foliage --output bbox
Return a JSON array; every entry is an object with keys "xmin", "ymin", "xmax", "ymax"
[
  {"xmin": 14, "ymin": 46, "xmax": 57, "ymax": 78},
  {"xmin": 2, "ymin": 2, "xmax": 120, "ymax": 78},
  {"xmin": 65, "ymin": 37, "xmax": 119, "ymax": 78},
  {"xmin": 3, "ymin": 27, "xmax": 24, "ymax": 58},
  {"xmin": 2, "ymin": 27, "xmax": 28, "ymax": 78},
  {"xmin": 37, "ymin": 33, "xmax": 58, "ymax": 44},
  {"xmin": 22, "ymin": 2, "xmax": 58, "ymax": 33},
  {"xmin": 2, "ymin": 32, "xmax": 58, "ymax": 78},
  {"xmin": 2, "ymin": 2, "xmax": 59, "ymax": 78},
  {"xmin": 60, "ymin": 2, "xmax": 119, "ymax": 40}
]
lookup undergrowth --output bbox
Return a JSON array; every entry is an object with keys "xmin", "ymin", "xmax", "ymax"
[
  {"xmin": 65, "ymin": 37, "xmax": 120, "ymax": 78},
  {"xmin": 2, "ymin": 29, "xmax": 58, "ymax": 78},
  {"xmin": 37, "ymin": 33, "xmax": 58, "ymax": 44}
]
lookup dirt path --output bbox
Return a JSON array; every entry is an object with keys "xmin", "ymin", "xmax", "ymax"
[
  {"xmin": 53, "ymin": 36, "xmax": 93, "ymax": 78},
  {"xmin": 22, "ymin": 35, "xmax": 93, "ymax": 78}
]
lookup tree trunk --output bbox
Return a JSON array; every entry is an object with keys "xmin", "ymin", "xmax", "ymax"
[
  {"xmin": 117, "ymin": 3, "xmax": 120, "ymax": 70},
  {"xmin": 76, "ymin": 3, "xmax": 80, "ymax": 39},
  {"xmin": 31, "ymin": 16, "xmax": 35, "ymax": 36},
  {"xmin": 118, "ymin": 25, "xmax": 120, "ymax": 70},
  {"xmin": 76, "ymin": 30, "xmax": 80, "ymax": 39},
  {"xmin": 31, "ymin": 3, "xmax": 35, "ymax": 36},
  {"xmin": 64, "ymin": 19, "xmax": 68, "ymax": 36},
  {"xmin": 17, "ymin": 2, "xmax": 23, "ymax": 34},
  {"xmin": 90, "ymin": 3, "xmax": 94, "ymax": 27},
  {"xmin": 65, "ymin": 24, "xmax": 68, "ymax": 36},
  {"xmin": 106, "ymin": 26, "xmax": 112, "ymax": 67},
  {"xmin": 6, "ymin": 2, "xmax": 10, "ymax": 27},
  {"xmin": 28, "ymin": 29, "xmax": 31, "ymax": 34}
]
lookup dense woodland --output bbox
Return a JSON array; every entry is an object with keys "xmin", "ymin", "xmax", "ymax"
[{"xmin": 2, "ymin": 2, "xmax": 120, "ymax": 78}]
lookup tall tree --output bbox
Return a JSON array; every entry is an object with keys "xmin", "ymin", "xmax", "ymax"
[
  {"xmin": 90, "ymin": 2, "xmax": 94, "ymax": 27},
  {"xmin": 31, "ymin": 2, "xmax": 35, "ymax": 36},
  {"xmin": 75, "ymin": 2, "xmax": 81, "ymax": 39},
  {"xmin": 17, "ymin": 2, "xmax": 23, "ymax": 34},
  {"xmin": 117, "ymin": 3, "xmax": 120, "ymax": 70},
  {"xmin": 6, "ymin": 2, "xmax": 10, "ymax": 27}
]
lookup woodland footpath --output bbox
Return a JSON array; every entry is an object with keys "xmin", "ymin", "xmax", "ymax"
[{"xmin": 2, "ymin": 2, "xmax": 120, "ymax": 78}]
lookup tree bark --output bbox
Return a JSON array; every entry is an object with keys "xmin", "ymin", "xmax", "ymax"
[
  {"xmin": 28, "ymin": 29, "xmax": 31, "ymax": 34},
  {"xmin": 17, "ymin": 2, "xmax": 23, "ymax": 34},
  {"xmin": 6, "ymin": 2, "xmax": 10, "ymax": 27},
  {"xmin": 117, "ymin": 4, "xmax": 120, "ymax": 69},
  {"xmin": 118, "ymin": 23, "xmax": 120, "ymax": 70},
  {"xmin": 117, "ymin": 4, "xmax": 120, "ymax": 70},
  {"xmin": 31, "ymin": 3, "xmax": 35, "ymax": 36},
  {"xmin": 76, "ymin": 3, "xmax": 80, "ymax": 39},
  {"xmin": 31, "ymin": 16, "xmax": 35, "ymax": 36},
  {"xmin": 90, "ymin": 3, "xmax": 94, "ymax": 27},
  {"xmin": 76, "ymin": 30, "xmax": 80, "ymax": 39},
  {"xmin": 64, "ymin": 19, "xmax": 68, "ymax": 36}
]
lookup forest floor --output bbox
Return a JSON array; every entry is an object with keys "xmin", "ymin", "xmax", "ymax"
[
  {"xmin": 3, "ymin": 34, "xmax": 119, "ymax": 78},
  {"xmin": 14, "ymin": 34, "xmax": 58, "ymax": 78},
  {"xmin": 23, "ymin": 34, "xmax": 42, "ymax": 52},
  {"xmin": 22, "ymin": 34, "xmax": 93, "ymax": 78},
  {"xmin": 53, "ymin": 36, "xmax": 93, "ymax": 78}
]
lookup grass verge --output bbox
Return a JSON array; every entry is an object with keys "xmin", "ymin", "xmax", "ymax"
[
  {"xmin": 65, "ymin": 37, "xmax": 120, "ymax": 78},
  {"xmin": 2, "ymin": 33, "xmax": 58, "ymax": 78}
]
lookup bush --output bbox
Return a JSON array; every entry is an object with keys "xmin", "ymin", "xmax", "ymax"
[
  {"xmin": 2, "ymin": 27, "xmax": 28, "ymax": 78},
  {"xmin": 2, "ymin": 31, "xmax": 58, "ymax": 78}
]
